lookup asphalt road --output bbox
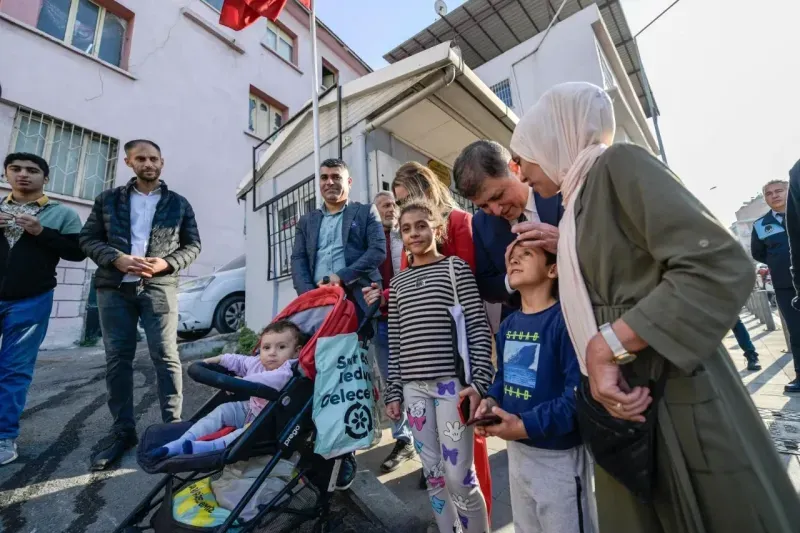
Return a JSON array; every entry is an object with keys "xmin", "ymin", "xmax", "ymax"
[{"xmin": 0, "ymin": 345, "xmax": 373, "ymax": 533}]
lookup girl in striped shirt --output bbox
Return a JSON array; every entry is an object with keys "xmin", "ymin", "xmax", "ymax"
[{"xmin": 366, "ymin": 198, "xmax": 493, "ymax": 533}]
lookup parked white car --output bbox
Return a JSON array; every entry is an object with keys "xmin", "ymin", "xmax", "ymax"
[{"xmin": 177, "ymin": 255, "xmax": 245, "ymax": 340}]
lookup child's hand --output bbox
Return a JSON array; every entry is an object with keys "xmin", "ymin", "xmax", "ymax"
[
  {"xmin": 483, "ymin": 406, "xmax": 528, "ymax": 441},
  {"xmin": 385, "ymin": 401, "xmax": 402, "ymax": 421},
  {"xmin": 362, "ymin": 283, "xmax": 384, "ymax": 306},
  {"xmin": 204, "ymin": 355, "xmax": 223, "ymax": 365},
  {"xmin": 458, "ymin": 386, "xmax": 482, "ymax": 422}
]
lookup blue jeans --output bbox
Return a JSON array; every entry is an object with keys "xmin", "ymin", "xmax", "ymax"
[
  {"xmin": 732, "ymin": 318, "xmax": 756, "ymax": 354},
  {"xmin": 0, "ymin": 290, "xmax": 54, "ymax": 439},
  {"xmin": 375, "ymin": 320, "xmax": 413, "ymax": 443}
]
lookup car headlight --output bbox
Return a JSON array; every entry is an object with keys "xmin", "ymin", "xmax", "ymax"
[{"xmin": 179, "ymin": 276, "xmax": 215, "ymax": 294}]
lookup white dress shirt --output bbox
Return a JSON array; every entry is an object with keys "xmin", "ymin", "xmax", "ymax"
[
  {"xmin": 390, "ymin": 229, "xmax": 404, "ymax": 276},
  {"xmin": 123, "ymin": 186, "xmax": 161, "ymax": 282}
]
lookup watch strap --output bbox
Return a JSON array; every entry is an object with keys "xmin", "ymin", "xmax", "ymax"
[{"xmin": 599, "ymin": 323, "xmax": 627, "ymax": 357}]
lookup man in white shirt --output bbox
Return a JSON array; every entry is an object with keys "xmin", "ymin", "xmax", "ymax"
[{"xmin": 80, "ymin": 139, "xmax": 201, "ymax": 469}]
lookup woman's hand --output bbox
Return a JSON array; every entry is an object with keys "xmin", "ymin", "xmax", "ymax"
[
  {"xmin": 385, "ymin": 401, "xmax": 402, "ymax": 421},
  {"xmin": 483, "ymin": 407, "xmax": 528, "ymax": 441},
  {"xmin": 204, "ymin": 355, "xmax": 223, "ymax": 365},
  {"xmin": 586, "ymin": 333, "xmax": 652, "ymax": 423},
  {"xmin": 362, "ymin": 283, "xmax": 385, "ymax": 306},
  {"xmin": 458, "ymin": 386, "xmax": 482, "ymax": 421},
  {"xmin": 509, "ymin": 221, "xmax": 559, "ymax": 255}
]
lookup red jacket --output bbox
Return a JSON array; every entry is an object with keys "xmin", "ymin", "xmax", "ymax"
[{"xmin": 399, "ymin": 208, "xmax": 476, "ymax": 272}]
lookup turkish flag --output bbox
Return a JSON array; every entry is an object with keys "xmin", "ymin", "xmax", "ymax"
[{"xmin": 220, "ymin": 0, "xmax": 311, "ymax": 30}]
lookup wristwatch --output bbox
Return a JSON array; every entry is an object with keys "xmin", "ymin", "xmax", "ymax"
[{"xmin": 599, "ymin": 323, "xmax": 637, "ymax": 365}]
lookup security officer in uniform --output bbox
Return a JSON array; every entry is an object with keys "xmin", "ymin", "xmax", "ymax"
[{"xmin": 752, "ymin": 179, "xmax": 800, "ymax": 392}]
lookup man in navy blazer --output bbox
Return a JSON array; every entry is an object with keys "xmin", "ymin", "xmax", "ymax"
[
  {"xmin": 290, "ymin": 158, "xmax": 385, "ymax": 490},
  {"xmin": 453, "ymin": 140, "xmax": 563, "ymax": 317},
  {"xmin": 291, "ymin": 158, "xmax": 386, "ymax": 315}
]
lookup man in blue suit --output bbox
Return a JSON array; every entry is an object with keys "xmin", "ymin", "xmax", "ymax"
[
  {"xmin": 291, "ymin": 158, "xmax": 386, "ymax": 315},
  {"xmin": 453, "ymin": 140, "xmax": 563, "ymax": 318},
  {"xmin": 290, "ymin": 158, "xmax": 386, "ymax": 486},
  {"xmin": 752, "ymin": 179, "xmax": 800, "ymax": 393}
]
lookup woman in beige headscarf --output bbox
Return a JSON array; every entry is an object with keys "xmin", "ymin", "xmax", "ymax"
[{"xmin": 509, "ymin": 81, "xmax": 800, "ymax": 533}]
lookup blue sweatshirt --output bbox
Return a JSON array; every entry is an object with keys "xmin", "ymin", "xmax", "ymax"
[{"xmin": 487, "ymin": 303, "xmax": 582, "ymax": 450}]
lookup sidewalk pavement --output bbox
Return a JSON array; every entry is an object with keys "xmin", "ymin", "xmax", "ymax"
[{"xmin": 355, "ymin": 310, "xmax": 800, "ymax": 532}]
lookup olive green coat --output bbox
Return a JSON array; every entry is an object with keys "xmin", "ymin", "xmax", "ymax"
[{"xmin": 575, "ymin": 144, "xmax": 800, "ymax": 533}]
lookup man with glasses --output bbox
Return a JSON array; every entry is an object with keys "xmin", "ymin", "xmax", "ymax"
[
  {"xmin": 0, "ymin": 152, "xmax": 85, "ymax": 465},
  {"xmin": 291, "ymin": 158, "xmax": 386, "ymax": 490}
]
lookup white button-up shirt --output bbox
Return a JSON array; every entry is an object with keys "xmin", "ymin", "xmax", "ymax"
[{"xmin": 123, "ymin": 186, "xmax": 161, "ymax": 282}]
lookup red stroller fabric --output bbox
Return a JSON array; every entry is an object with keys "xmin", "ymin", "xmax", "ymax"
[{"xmin": 272, "ymin": 286, "xmax": 358, "ymax": 380}]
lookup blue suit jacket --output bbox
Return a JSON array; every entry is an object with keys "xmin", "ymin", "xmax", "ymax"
[
  {"xmin": 473, "ymin": 193, "xmax": 564, "ymax": 315},
  {"xmin": 291, "ymin": 201, "xmax": 386, "ymax": 309}
]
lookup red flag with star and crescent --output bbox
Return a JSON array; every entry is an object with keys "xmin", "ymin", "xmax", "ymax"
[{"xmin": 219, "ymin": 0, "xmax": 311, "ymax": 30}]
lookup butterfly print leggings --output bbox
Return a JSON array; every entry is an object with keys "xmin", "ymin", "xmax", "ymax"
[{"xmin": 403, "ymin": 380, "xmax": 489, "ymax": 533}]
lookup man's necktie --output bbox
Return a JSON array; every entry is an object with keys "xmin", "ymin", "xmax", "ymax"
[{"xmin": 517, "ymin": 213, "xmax": 527, "ymax": 224}]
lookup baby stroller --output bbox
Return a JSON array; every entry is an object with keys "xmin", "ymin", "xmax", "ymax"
[{"xmin": 114, "ymin": 285, "xmax": 378, "ymax": 533}]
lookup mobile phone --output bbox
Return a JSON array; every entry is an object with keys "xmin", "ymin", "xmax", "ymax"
[
  {"xmin": 466, "ymin": 415, "xmax": 502, "ymax": 427},
  {"xmin": 458, "ymin": 396, "xmax": 470, "ymax": 424}
]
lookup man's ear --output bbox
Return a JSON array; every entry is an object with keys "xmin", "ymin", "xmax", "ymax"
[
  {"xmin": 124, "ymin": 156, "xmax": 133, "ymax": 170},
  {"xmin": 549, "ymin": 263, "xmax": 558, "ymax": 280}
]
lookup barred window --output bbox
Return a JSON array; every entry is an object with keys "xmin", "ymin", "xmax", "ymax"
[
  {"xmin": 266, "ymin": 176, "xmax": 317, "ymax": 280},
  {"xmin": 451, "ymin": 187, "xmax": 478, "ymax": 215},
  {"xmin": 490, "ymin": 79, "xmax": 513, "ymax": 108},
  {"xmin": 9, "ymin": 108, "xmax": 118, "ymax": 201}
]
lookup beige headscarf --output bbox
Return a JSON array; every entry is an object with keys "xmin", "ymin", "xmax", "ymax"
[{"xmin": 510, "ymin": 82, "xmax": 615, "ymax": 374}]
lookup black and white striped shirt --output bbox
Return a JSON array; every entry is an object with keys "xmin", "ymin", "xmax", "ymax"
[{"xmin": 385, "ymin": 257, "xmax": 493, "ymax": 404}]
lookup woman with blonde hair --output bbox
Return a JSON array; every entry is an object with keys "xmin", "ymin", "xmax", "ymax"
[
  {"xmin": 509, "ymin": 81, "xmax": 800, "ymax": 532},
  {"xmin": 392, "ymin": 161, "xmax": 475, "ymax": 271}
]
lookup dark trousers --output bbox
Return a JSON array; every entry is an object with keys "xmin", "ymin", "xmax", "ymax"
[
  {"xmin": 774, "ymin": 287, "xmax": 800, "ymax": 374},
  {"xmin": 98, "ymin": 283, "xmax": 182, "ymax": 433},
  {"xmin": 732, "ymin": 318, "xmax": 756, "ymax": 354}
]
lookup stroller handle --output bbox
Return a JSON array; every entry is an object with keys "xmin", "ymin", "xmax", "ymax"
[
  {"xmin": 322, "ymin": 276, "xmax": 381, "ymax": 335},
  {"xmin": 188, "ymin": 362, "xmax": 281, "ymax": 401}
]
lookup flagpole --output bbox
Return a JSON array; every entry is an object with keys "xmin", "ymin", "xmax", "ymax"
[{"xmin": 309, "ymin": 0, "xmax": 322, "ymax": 208}]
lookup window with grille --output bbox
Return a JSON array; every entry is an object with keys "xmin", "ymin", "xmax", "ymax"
[
  {"xmin": 450, "ymin": 187, "xmax": 478, "ymax": 215},
  {"xmin": 249, "ymin": 93, "xmax": 284, "ymax": 139},
  {"xmin": 490, "ymin": 79, "xmax": 513, "ymax": 108},
  {"xmin": 9, "ymin": 108, "xmax": 118, "ymax": 201},
  {"xmin": 596, "ymin": 40, "xmax": 616, "ymax": 90},
  {"xmin": 36, "ymin": 0, "xmax": 129, "ymax": 67},
  {"xmin": 264, "ymin": 20, "xmax": 295, "ymax": 64},
  {"xmin": 266, "ymin": 176, "xmax": 317, "ymax": 279}
]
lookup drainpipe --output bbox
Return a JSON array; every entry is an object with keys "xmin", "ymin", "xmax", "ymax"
[{"xmin": 355, "ymin": 65, "xmax": 457, "ymax": 203}]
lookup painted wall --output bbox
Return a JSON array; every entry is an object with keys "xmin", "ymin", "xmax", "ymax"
[
  {"xmin": 0, "ymin": 0, "xmax": 368, "ymax": 348},
  {"xmin": 474, "ymin": 5, "xmax": 604, "ymax": 114}
]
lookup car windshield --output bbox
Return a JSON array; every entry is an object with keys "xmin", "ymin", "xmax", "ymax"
[{"xmin": 217, "ymin": 255, "xmax": 246, "ymax": 272}]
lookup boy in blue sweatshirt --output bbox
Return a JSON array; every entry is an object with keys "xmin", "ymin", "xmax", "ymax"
[{"xmin": 475, "ymin": 243, "xmax": 588, "ymax": 533}]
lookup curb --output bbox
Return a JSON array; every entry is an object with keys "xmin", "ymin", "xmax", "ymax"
[
  {"xmin": 346, "ymin": 468, "xmax": 428, "ymax": 533},
  {"xmin": 177, "ymin": 333, "xmax": 238, "ymax": 361}
]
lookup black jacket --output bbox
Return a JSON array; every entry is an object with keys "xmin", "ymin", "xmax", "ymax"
[
  {"xmin": 79, "ymin": 178, "xmax": 201, "ymax": 289},
  {"xmin": 751, "ymin": 210, "xmax": 792, "ymax": 289},
  {"xmin": 788, "ymin": 160, "xmax": 800, "ymax": 300},
  {"xmin": 0, "ymin": 198, "xmax": 85, "ymax": 300}
]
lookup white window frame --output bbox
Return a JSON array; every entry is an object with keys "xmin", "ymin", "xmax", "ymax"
[
  {"xmin": 248, "ymin": 93, "xmax": 284, "ymax": 139},
  {"xmin": 264, "ymin": 20, "xmax": 294, "ymax": 63},
  {"xmin": 8, "ymin": 108, "xmax": 118, "ymax": 201},
  {"xmin": 38, "ymin": 0, "xmax": 128, "ymax": 67}
]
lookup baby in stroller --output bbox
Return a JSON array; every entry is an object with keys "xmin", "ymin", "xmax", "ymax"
[{"xmin": 147, "ymin": 320, "xmax": 308, "ymax": 459}]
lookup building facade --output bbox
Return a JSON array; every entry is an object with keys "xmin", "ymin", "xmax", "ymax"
[
  {"xmin": 732, "ymin": 194, "xmax": 769, "ymax": 259},
  {"xmin": 0, "ymin": 0, "xmax": 370, "ymax": 348}
]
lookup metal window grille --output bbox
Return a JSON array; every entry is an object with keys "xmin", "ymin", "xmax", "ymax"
[
  {"xmin": 596, "ymin": 41, "xmax": 617, "ymax": 90},
  {"xmin": 490, "ymin": 79, "xmax": 513, "ymax": 108},
  {"xmin": 451, "ymin": 187, "xmax": 478, "ymax": 215},
  {"xmin": 9, "ymin": 107, "xmax": 118, "ymax": 201},
  {"xmin": 266, "ymin": 176, "xmax": 317, "ymax": 280}
]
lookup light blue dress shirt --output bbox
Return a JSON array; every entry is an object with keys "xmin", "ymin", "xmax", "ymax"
[{"xmin": 313, "ymin": 204, "xmax": 347, "ymax": 284}]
